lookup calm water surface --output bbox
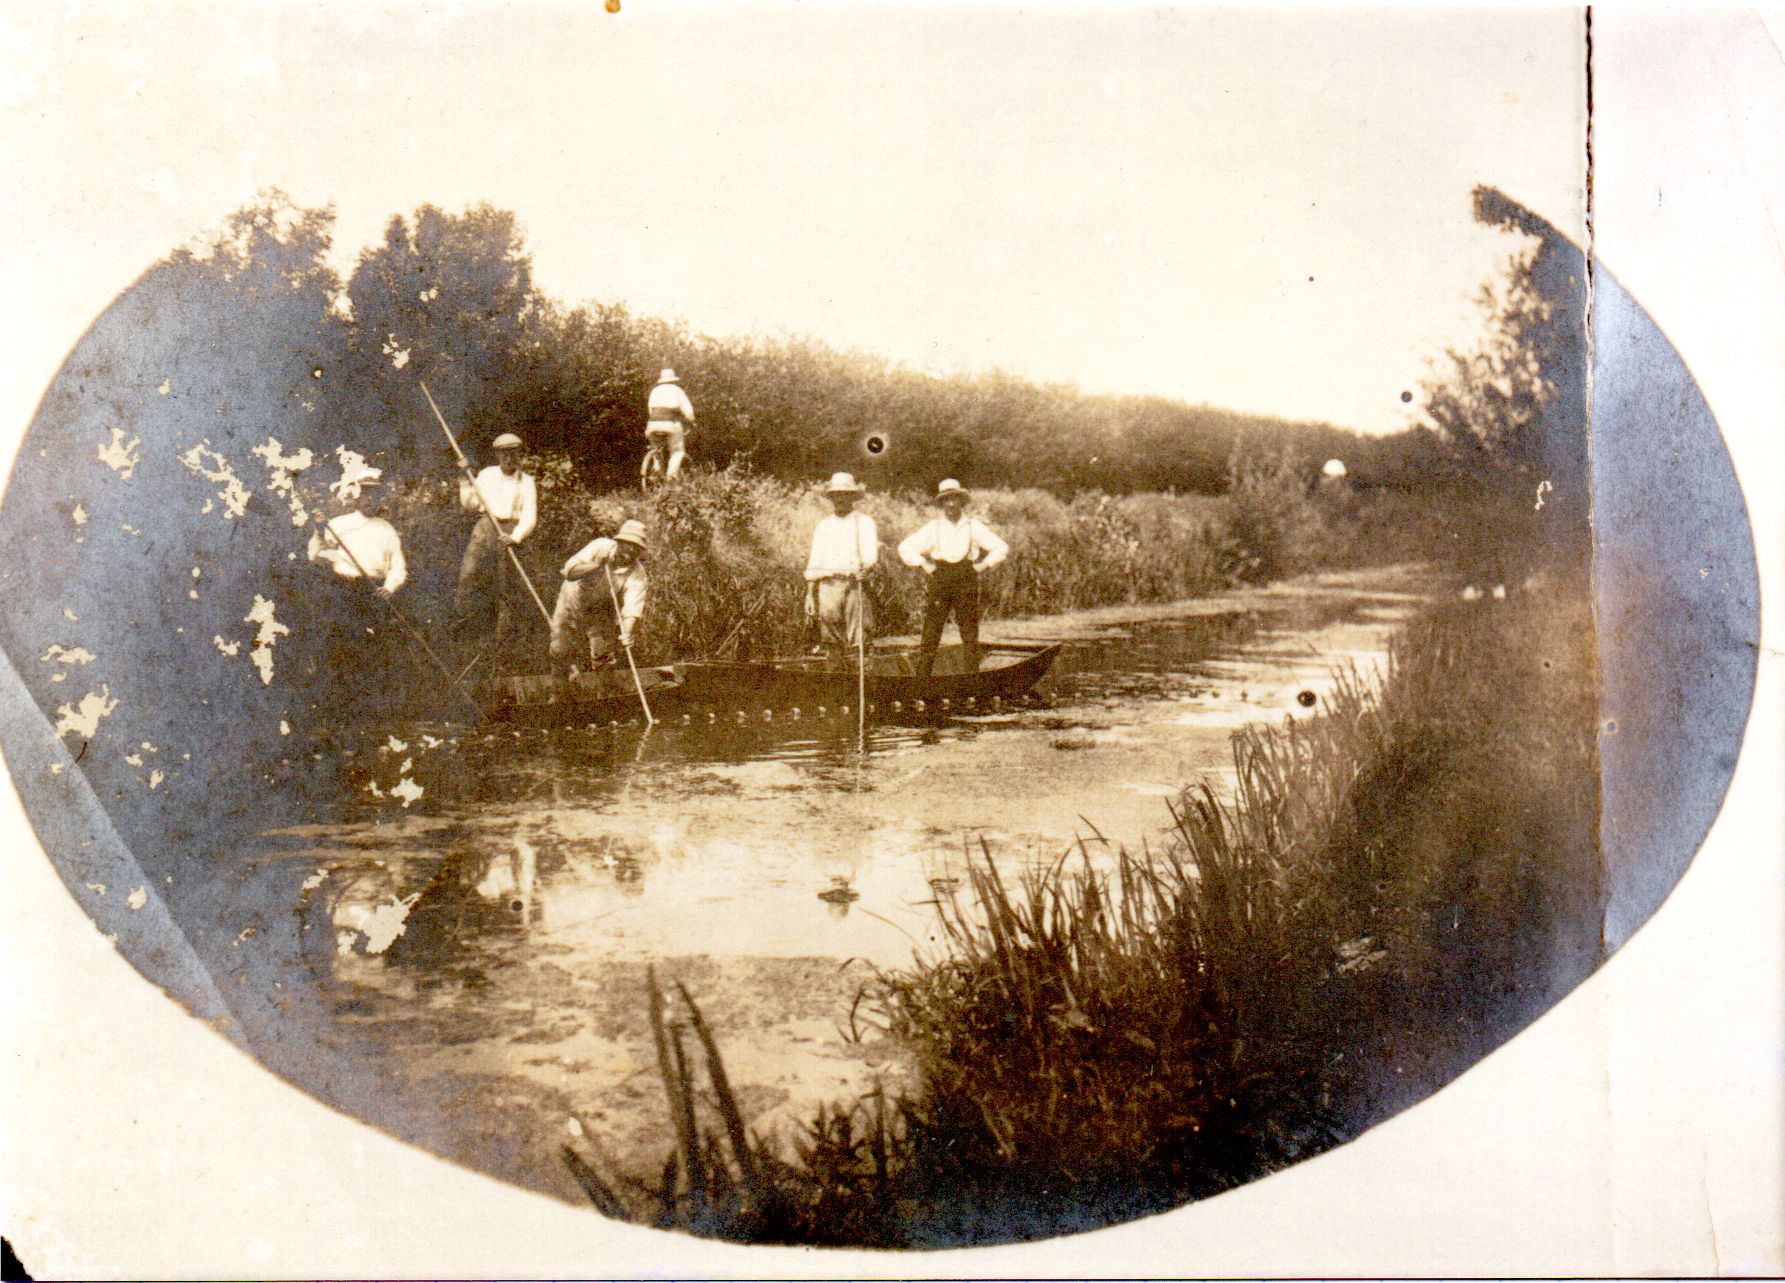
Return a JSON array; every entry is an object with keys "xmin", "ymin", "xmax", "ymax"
[{"xmin": 222, "ymin": 578, "xmax": 1422, "ymax": 1196}]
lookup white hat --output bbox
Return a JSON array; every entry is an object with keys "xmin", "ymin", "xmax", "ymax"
[
  {"xmin": 328, "ymin": 447, "xmax": 383, "ymax": 501},
  {"xmin": 823, "ymin": 471, "xmax": 865, "ymax": 494},
  {"xmin": 614, "ymin": 519, "xmax": 648, "ymax": 549},
  {"xmin": 656, "ymin": 368, "xmax": 680, "ymax": 385},
  {"xmin": 935, "ymin": 478, "xmax": 969, "ymax": 501},
  {"xmin": 492, "ymin": 432, "xmax": 524, "ymax": 450}
]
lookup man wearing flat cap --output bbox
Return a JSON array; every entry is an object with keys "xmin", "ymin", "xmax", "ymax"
[
  {"xmin": 804, "ymin": 472, "xmax": 878, "ymax": 666},
  {"xmin": 452, "ymin": 432, "xmax": 537, "ymax": 650},
  {"xmin": 303, "ymin": 447, "xmax": 409, "ymax": 687},
  {"xmin": 898, "ymin": 479, "xmax": 1008, "ymax": 682},
  {"xmin": 550, "ymin": 519, "xmax": 650, "ymax": 678}
]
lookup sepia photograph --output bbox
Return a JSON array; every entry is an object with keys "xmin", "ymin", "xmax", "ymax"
[{"xmin": 0, "ymin": 2, "xmax": 1778, "ymax": 1274}]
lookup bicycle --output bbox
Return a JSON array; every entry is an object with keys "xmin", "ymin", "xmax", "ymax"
[{"xmin": 640, "ymin": 425, "xmax": 686, "ymax": 493}]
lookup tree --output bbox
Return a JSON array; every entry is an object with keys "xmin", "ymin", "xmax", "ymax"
[
  {"xmin": 345, "ymin": 204, "xmax": 539, "ymax": 461},
  {"xmin": 1419, "ymin": 186, "xmax": 1590, "ymax": 537}
]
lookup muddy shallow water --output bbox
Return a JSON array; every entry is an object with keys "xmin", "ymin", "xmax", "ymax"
[{"xmin": 224, "ymin": 565, "xmax": 1431, "ymax": 1199}]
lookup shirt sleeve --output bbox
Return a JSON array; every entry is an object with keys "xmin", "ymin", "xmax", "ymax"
[
  {"xmin": 459, "ymin": 473, "xmax": 481, "ymax": 514},
  {"xmin": 382, "ymin": 525, "xmax": 407, "ymax": 594},
  {"xmin": 306, "ymin": 528, "xmax": 329, "ymax": 566},
  {"xmin": 562, "ymin": 538, "xmax": 606, "ymax": 579},
  {"xmin": 804, "ymin": 523, "xmax": 827, "ymax": 581},
  {"xmin": 620, "ymin": 569, "xmax": 648, "ymax": 624},
  {"xmin": 898, "ymin": 521, "xmax": 935, "ymax": 568},
  {"xmin": 510, "ymin": 474, "xmax": 538, "ymax": 544},
  {"xmin": 973, "ymin": 519, "xmax": 1009, "ymax": 572}
]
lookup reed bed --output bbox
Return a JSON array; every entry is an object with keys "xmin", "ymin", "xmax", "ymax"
[{"xmin": 574, "ymin": 565, "xmax": 1603, "ymax": 1246}]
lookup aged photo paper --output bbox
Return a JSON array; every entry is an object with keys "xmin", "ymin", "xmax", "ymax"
[{"xmin": 1, "ymin": 3, "xmax": 1780, "ymax": 1275}]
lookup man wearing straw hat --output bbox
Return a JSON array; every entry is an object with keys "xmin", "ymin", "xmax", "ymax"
[
  {"xmin": 898, "ymin": 478, "xmax": 1008, "ymax": 682},
  {"xmin": 550, "ymin": 519, "xmax": 650, "ymax": 678},
  {"xmin": 452, "ymin": 432, "xmax": 538, "ymax": 647},
  {"xmin": 645, "ymin": 368, "xmax": 695, "ymax": 481},
  {"xmin": 804, "ymin": 472, "xmax": 878, "ymax": 667}
]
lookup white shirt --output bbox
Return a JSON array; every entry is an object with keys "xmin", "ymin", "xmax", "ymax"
[
  {"xmin": 307, "ymin": 511, "xmax": 407, "ymax": 593},
  {"xmin": 805, "ymin": 512, "xmax": 878, "ymax": 581},
  {"xmin": 562, "ymin": 537, "xmax": 649, "ymax": 624},
  {"xmin": 647, "ymin": 382, "xmax": 695, "ymax": 424},
  {"xmin": 899, "ymin": 514, "xmax": 1009, "ymax": 573},
  {"xmin": 460, "ymin": 465, "xmax": 538, "ymax": 544}
]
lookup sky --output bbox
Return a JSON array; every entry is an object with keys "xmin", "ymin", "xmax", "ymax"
[{"xmin": 1, "ymin": 3, "xmax": 1587, "ymax": 437}]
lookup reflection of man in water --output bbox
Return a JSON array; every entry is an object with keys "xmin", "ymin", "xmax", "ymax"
[
  {"xmin": 550, "ymin": 519, "xmax": 649, "ymax": 678},
  {"xmin": 452, "ymin": 432, "xmax": 537, "ymax": 650},
  {"xmin": 803, "ymin": 472, "xmax": 877, "ymax": 666},
  {"xmin": 898, "ymin": 478, "xmax": 1008, "ymax": 682}
]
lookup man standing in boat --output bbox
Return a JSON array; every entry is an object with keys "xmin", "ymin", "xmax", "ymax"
[
  {"xmin": 804, "ymin": 472, "xmax": 877, "ymax": 667},
  {"xmin": 452, "ymin": 432, "xmax": 538, "ymax": 654},
  {"xmin": 304, "ymin": 449, "xmax": 408, "ymax": 686},
  {"xmin": 549, "ymin": 519, "xmax": 649, "ymax": 678},
  {"xmin": 645, "ymin": 368, "xmax": 694, "ymax": 482},
  {"xmin": 898, "ymin": 478, "xmax": 1008, "ymax": 682}
]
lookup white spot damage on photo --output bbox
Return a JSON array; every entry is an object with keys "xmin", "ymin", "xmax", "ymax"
[
  {"xmin": 391, "ymin": 776, "xmax": 423, "ymax": 807},
  {"xmin": 125, "ymin": 886, "xmax": 147, "ymax": 911},
  {"xmin": 148, "ymin": 769, "xmax": 164, "ymax": 790},
  {"xmin": 252, "ymin": 437, "xmax": 316, "ymax": 526},
  {"xmin": 358, "ymin": 895, "xmax": 418, "ymax": 955},
  {"xmin": 70, "ymin": 502, "xmax": 87, "ymax": 527},
  {"xmin": 41, "ymin": 644, "xmax": 96, "ymax": 666},
  {"xmin": 179, "ymin": 441, "xmax": 254, "ymax": 519},
  {"xmin": 96, "ymin": 427, "xmax": 141, "ymax": 479},
  {"xmin": 244, "ymin": 595, "xmax": 288, "ymax": 684},
  {"xmin": 157, "ymin": 378, "xmax": 171, "ymax": 396},
  {"xmin": 53, "ymin": 686, "xmax": 118, "ymax": 739},
  {"xmin": 280, "ymin": 719, "xmax": 292, "ymax": 736},
  {"xmin": 213, "ymin": 636, "xmax": 241, "ymax": 657}
]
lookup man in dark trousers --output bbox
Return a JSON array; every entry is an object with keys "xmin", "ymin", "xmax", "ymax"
[{"xmin": 897, "ymin": 479, "xmax": 1009, "ymax": 682}]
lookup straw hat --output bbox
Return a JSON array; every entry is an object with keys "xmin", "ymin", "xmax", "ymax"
[
  {"xmin": 656, "ymin": 368, "xmax": 680, "ymax": 385},
  {"xmin": 614, "ymin": 519, "xmax": 648, "ymax": 549},
  {"xmin": 492, "ymin": 432, "xmax": 524, "ymax": 450},
  {"xmin": 934, "ymin": 478, "xmax": 970, "ymax": 502},
  {"xmin": 328, "ymin": 447, "xmax": 384, "ymax": 501},
  {"xmin": 823, "ymin": 471, "xmax": 865, "ymax": 494}
]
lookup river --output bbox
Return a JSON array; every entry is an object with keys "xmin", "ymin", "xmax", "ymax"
[{"xmin": 216, "ymin": 564, "xmax": 1431, "ymax": 1201}]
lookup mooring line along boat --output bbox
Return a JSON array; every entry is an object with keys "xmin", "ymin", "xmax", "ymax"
[{"xmin": 483, "ymin": 642, "xmax": 1061, "ymax": 725}]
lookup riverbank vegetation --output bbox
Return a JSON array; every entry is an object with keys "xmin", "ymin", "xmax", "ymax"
[
  {"xmin": 566, "ymin": 554, "xmax": 1602, "ymax": 1246},
  {"xmin": 557, "ymin": 189, "xmax": 1601, "ymax": 1244}
]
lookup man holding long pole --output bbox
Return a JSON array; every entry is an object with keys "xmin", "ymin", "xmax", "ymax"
[
  {"xmin": 550, "ymin": 519, "xmax": 650, "ymax": 680},
  {"xmin": 448, "ymin": 429, "xmax": 539, "ymax": 656}
]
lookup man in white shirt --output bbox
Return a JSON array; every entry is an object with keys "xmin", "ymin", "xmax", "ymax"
[
  {"xmin": 550, "ymin": 519, "xmax": 649, "ymax": 678},
  {"xmin": 303, "ymin": 450, "xmax": 408, "ymax": 680},
  {"xmin": 898, "ymin": 478, "xmax": 1009, "ymax": 681},
  {"xmin": 804, "ymin": 472, "xmax": 878, "ymax": 666},
  {"xmin": 452, "ymin": 432, "xmax": 538, "ymax": 647},
  {"xmin": 645, "ymin": 368, "xmax": 694, "ymax": 481}
]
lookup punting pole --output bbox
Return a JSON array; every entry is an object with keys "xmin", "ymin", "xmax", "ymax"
[
  {"xmin": 420, "ymin": 380, "xmax": 555, "ymax": 631},
  {"xmin": 604, "ymin": 563, "xmax": 656, "ymax": 727}
]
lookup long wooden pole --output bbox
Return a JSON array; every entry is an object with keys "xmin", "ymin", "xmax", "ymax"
[
  {"xmin": 603, "ymin": 563, "xmax": 655, "ymax": 727},
  {"xmin": 854, "ymin": 513, "xmax": 867, "ymax": 748},
  {"xmin": 419, "ymin": 381, "xmax": 555, "ymax": 630},
  {"xmin": 315, "ymin": 515, "xmax": 484, "ymax": 719}
]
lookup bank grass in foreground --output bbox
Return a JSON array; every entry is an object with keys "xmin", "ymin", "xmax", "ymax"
[{"xmin": 565, "ymin": 562, "xmax": 1604, "ymax": 1247}]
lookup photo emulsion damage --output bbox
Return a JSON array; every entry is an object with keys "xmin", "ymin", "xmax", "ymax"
[{"xmin": 0, "ymin": 4, "xmax": 1761, "ymax": 1257}]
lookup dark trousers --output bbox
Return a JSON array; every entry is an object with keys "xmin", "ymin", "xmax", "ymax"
[
  {"xmin": 917, "ymin": 562, "xmax": 981, "ymax": 682},
  {"xmin": 452, "ymin": 519, "xmax": 519, "ymax": 654}
]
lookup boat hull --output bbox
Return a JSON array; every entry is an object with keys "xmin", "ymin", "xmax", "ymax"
[{"xmin": 482, "ymin": 643, "xmax": 1059, "ymax": 724}]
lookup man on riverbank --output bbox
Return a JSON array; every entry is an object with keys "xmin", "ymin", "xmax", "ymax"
[
  {"xmin": 645, "ymin": 368, "xmax": 694, "ymax": 481},
  {"xmin": 550, "ymin": 519, "xmax": 649, "ymax": 678},
  {"xmin": 452, "ymin": 432, "xmax": 537, "ymax": 652},
  {"xmin": 898, "ymin": 479, "xmax": 1008, "ymax": 681},
  {"xmin": 804, "ymin": 472, "xmax": 877, "ymax": 666}
]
